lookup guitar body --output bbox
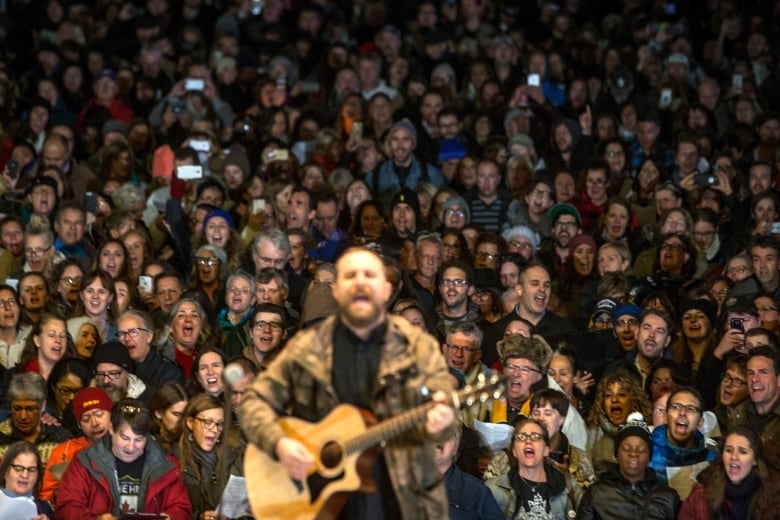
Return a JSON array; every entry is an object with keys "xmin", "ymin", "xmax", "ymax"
[
  {"xmin": 244, "ymin": 375, "xmax": 503, "ymax": 519},
  {"xmin": 245, "ymin": 405, "xmax": 377, "ymax": 520}
]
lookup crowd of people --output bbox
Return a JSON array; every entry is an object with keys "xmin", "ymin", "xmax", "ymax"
[{"xmin": 0, "ymin": 0, "xmax": 780, "ymax": 518}]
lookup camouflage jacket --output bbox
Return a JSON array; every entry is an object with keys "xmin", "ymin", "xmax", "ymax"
[{"xmin": 238, "ymin": 314, "xmax": 454, "ymax": 519}]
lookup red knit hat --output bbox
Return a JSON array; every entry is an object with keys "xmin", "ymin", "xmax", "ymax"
[{"xmin": 72, "ymin": 387, "xmax": 113, "ymax": 421}]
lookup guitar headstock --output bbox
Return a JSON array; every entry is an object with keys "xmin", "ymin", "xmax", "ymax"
[{"xmin": 456, "ymin": 373, "xmax": 504, "ymax": 410}]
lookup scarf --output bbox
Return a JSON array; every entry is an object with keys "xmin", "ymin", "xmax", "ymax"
[{"xmin": 724, "ymin": 471, "xmax": 760, "ymax": 520}]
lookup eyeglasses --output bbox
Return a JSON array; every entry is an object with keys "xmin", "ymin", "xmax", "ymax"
[
  {"xmin": 194, "ymin": 417, "xmax": 225, "ymax": 431},
  {"xmin": 445, "ymin": 208, "xmax": 466, "ymax": 218},
  {"xmin": 95, "ymin": 369, "xmax": 124, "ymax": 380},
  {"xmin": 553, "ymin": 221, "xmax": 578, "ymax": 231},
  {"xmin": 668, "ymin": 402, "xmax": 702, "ymax": 415},
  {"xmin": 727, "ymin": 265, "xmax": 750, "ymax": 275},
  {"xmin": 593, "ymin": 318, "xmax": 611, "ymax": 326},
  {"xmin": 757, "ymin": 306, "xmax": 778, "ymax": 313},
  {"xmin": 117, "ymin": 327, "xmax": 149, "ymax": 339},
  {"xmin": 509, "ymin": 241, "xmax": 533, "ymax": 250},
  {"xmin": 514, "ymin": 432, "xmax": 544, "ymax": 442},
  {"xmin": 25, "ymin": 246, "xmax": 52, "ymax": 257},
  {"xmin": 0, "ymin": 298, "xmax": 17, "ymax": 307},
  {"xmin": 257, "ymin": 256, "xmax": 286, "ymax": 267},
  {"xmin": 606, "ymin": 150, "xmax": 624, "ymax": 158},
  {"xmin": 439, "ymin": 278, "xmax": 468, "ymax": 287},
  {"xmin": 59, "ymin": 276, "xmax": 83, "ymax": 286},
  {"xmin": 228, "ymin": 286, "xmax": 252, "ymax": 295},
  {"xmin": 196, "ymin": 257, "xmax": 220, "ymax": 266},
  {"xmin": 531, "ymin": 189, "xmax": 552, "ymax": 199},
  {"xmin": 443, "ymin": 343, "xmax": 480, "ymax": 354},
  {"xmin": 504, "ymin": 364, "xmax": 541, "ymax": 376},
  {"xmin": 9, "ymin": 464, "xmax": 38, "ymax": 474},
  {"xmin": 722, "ymin": 373, "xmax": 747, "ymax": 387},
  {"xmin": 254, "ymin": 320, "xmax": 283, "ymax": 330},
  {"xmin": 55, "ymin": 385, "xmax": 83, "ymax": 397},
  {"xmin": 476, "ymin": 251, "xmax": 498, "ymax": 260},
  {"xmin": 615, "ymin": 319, "xmax": 639, "ymax": 328}
]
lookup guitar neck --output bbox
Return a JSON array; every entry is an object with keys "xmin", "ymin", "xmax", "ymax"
[{"xmin": 343, "ymin": 377, "xmax": 502, "ymax": 455}]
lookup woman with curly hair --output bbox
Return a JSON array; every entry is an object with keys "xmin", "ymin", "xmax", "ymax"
[
  {"xmin": 679, "ymin": 425, "xmax": 780, "ymax": 519},
  {"xmin": 586, "ymin": 369, "xmax": 652, "ymax": 475}
]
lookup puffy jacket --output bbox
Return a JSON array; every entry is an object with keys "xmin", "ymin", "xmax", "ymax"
[
  {"xmin": 576, "ymin": 465, "xmax": 680, "ymax": 519},
  {"xmin": 55, "ymin": 436, "xmax": 191, "ymax": 520}
]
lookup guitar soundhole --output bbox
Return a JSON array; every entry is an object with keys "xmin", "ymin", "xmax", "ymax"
[{"xmin": 320, "ymin": 441, "xmax": 343, "ymax": 469}]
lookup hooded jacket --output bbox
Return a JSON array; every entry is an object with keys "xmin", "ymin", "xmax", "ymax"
[{"xmin": 55, "ymin": 435, "xmax": 191, "ymax": 519}]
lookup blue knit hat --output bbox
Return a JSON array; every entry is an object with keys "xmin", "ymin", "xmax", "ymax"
[{"xmin": 203, "ymin": 208, "xmax": 234, "ymax": 229}]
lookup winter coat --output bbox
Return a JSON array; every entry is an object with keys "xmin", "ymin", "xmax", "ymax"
[
  {"xmin": 444, "ymin": 464, "xmax": 504, "ymax": 519},
  {"xmin": 237, "ymin": 314, "xmax": 454, "ymax": 519},
  {"xmin": 576, "ymin": 465, "xmax": 680, "ymax": 519},
  {"xmin": 55, "ymin": 435, "xmax": 191, "ymax": 520}
]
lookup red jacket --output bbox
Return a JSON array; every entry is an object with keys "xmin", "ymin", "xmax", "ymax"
[{"xmin": 55, "ymin": 437, "xmax": 191, "ymax": 520}]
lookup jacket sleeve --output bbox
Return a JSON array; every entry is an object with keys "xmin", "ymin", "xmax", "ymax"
[
  {"xmin": 153, "ymin": 456, "xmax": 192, "ymax": 520},
  {"xmin": 574, "ymin": 485, "xmax": 596, "ymax": 520},
  {"xmin": 54, "ymin": 455, "xmax": 103, "ymax": 520},
  {"xmin": 236, "ymin": 341, "xmax": 297, "ymax": 456},
  {"xmin": 676, "ymin": 482, "xmax": 706, "ymax": 520}
]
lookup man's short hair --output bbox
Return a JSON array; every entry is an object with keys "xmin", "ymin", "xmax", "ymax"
[
  {"xmin": 253, "ymin": 228, "xmax": 291, "ymax": 257},
  {"xmin": 256, "ymin": 267, "xmax": 289, "ymax": 294},
  {"xmin": 667, "ymin": 386, "xmax": 705, "ymax": 412},
  {"xmin": 639, "ymin": 309, "xmax": 673, "ymax": 334},
  {"xmin": 749, "ymin": 235, "xmax": 780, "ymax": 257},
  {"xmin": 119, "ymin": 309, "xmax": 154, "ymax": 332},
  {"xmin": 530, "ymin": 388, "xmax": 570, "ymax": 418},
  {"xmin": 153, "ymin": 270, "xmax": 183, "ymax": 294},
  {"xmin": 9, "ymin": 372, "xmax": 46, "ymax": 403},
  {"xmin": 447, "ymin": 321, "xmax": 483, "ymax": 347},
  {"xmin": 251, "ymin": 303, "xmax": 286, "ymax": 325},
  {"xmin": 747, "ymin": 345, "xmax": 780, "ymax": 375},
  {"xmin": 437, "ymin": 258, "xmax": 473, "ymax": 285}
]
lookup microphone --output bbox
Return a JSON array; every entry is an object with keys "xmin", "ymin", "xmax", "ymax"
[{"xmin": 223, "ymin": 362, "xmax": 246, "ymax": 386}]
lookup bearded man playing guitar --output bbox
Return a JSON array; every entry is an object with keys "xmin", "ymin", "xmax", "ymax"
[{"xmin": 238, "ymin": 247, "xmax": 456, "ymax": 519}]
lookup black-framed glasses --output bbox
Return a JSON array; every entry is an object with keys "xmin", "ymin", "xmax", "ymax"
[
  {"xmin": 95, "ymin": 369, "xmax": 124, "ymax": 380},
  {"xmin": 59, "ymin": 276, "xmax": 83, "ymax": 286},
  {"xmin": 476, "ymin": 251, "xmax": 498, "ymax": 260},
  {"xmin": 55, "ymin": 385, "xmax": 83, "ymax": 397},
  {"xmin": 504, "ymin": 364, "xmax": 541, "ymax": 376},
  {"xmin": 443, "ymin": 343, "xmax": 480, "ymax": 354},
  {"xmin": 721, "ymin": 373, "xmax": 747, "ymax": 387},
  {"xmin": 195, "ymin": 417, "xmax": 224, "ymax": 431},
  {"xmin": 9, "ymin": 464, "xmax": 38, "ymax": 474},
  {"xmin": 668, "ymin": 402, "xmax": 702, "ymax": 415},
  {"xmin": 0, "ymin": 298, "xmax": 17, "ymax": 307},
  {"xmin": 25, "ymin": 246, "xmax": 51, "ymax": 257},
  {"xmin": 254, "ymin": 320, "xmax": 283, "ymax": 330},
  {"xmin": 117, "ymin": 328, "xmax": 149, "ymax": 339},
  {"xmin": 439, "ymin": 278, "xmax": 468, "ymax": 287},
  {"xmin": 514, "ymin": 432, "xmax": 544, "ymax": 442}
]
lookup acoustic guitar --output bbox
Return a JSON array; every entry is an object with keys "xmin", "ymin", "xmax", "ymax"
[{"xmin": 244, "ymin": 374, "xmax": 503, "ymax": 520}]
